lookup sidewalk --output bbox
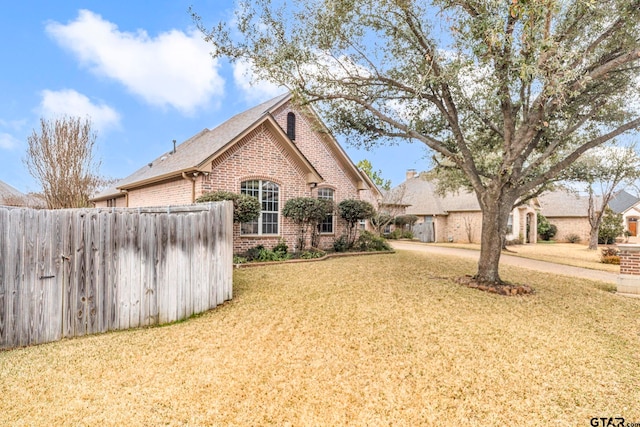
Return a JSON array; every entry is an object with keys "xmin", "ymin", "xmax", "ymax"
[{"xmin": 390, "ymin": 240, "xmax": 618, "ymax": 284}]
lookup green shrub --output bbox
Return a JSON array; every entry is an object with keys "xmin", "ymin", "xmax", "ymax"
[
  {"xmin": 233, "ymin": 255, "xmax": 248, "ymax": 264},
  {"xmin": 338, "ymin": 199, "xmax": 375, "ymax": 248},
  {"xmin": 565, "ymin": 233, "xmax": 581, "ymax": 244},
  {"xmin": 300, "ymin": 248, "xmax": 326, "ymax": 259},
  {"xmin": 196, "ymin": 190, "xmax": 260, "ymax": 223},
  {"xmin": 245, "ymin": 244, "xmax": 265, "ymax": 261},
  {"xmin": 333, "ymin": 235, "xmax": 350, "ymax": 252},
  {"xmin": 401, "ymin": 230, "xmax": 414, "ymax": 239},
  {"xmin": 385, "ymin": 229, "xmax": 402, "ymax": 239},
  {"xmin": 357, "ymin": 231, "xmax": 391, "ymax": 252},
  {"xmin": 282, "ymin": 197, "xmax": 332, "ymax": 251},
  {"xmin": 537, "ymin": 214, "xmax": 557, "ymax": 241},
  {"xmin": 272, "ymin": 238, "xmax": 288, "ymax": 255},
  {"xmin": 256, "ymin": 248, "xmax": 291, "ymax": 262}
]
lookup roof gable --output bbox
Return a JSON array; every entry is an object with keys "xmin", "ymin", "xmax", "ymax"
[
  {"xmin": 292, "ymin": 102, "xmax": 379, "ymax": 196},
  {"xmin": 95, "ymin": 93, "xmax": 331, "ymax": 199},
  {"xmin": 608, "ymin": 189, "xmax": 640, "ymax": 214},
  {"xmin": 0, "ymin": 180, "xmax": 25, "ymax": 201}
]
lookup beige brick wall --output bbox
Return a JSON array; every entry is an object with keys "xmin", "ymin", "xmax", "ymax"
[
  {"xmin": 442, "ymin": 212, "xmax": 483, "ymax": 243},
  {"xmin": 546, "ymin": 216, "xmax": 590, "ymax": 243}
]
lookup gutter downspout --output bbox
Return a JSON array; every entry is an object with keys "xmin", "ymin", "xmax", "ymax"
[
  {"xmin": 182, "ymin": 172, "xmax": 197, "ymax": 203},
  {"xmin": 120, "ymin": 189, "xmax": 129, "ymax": 208}
]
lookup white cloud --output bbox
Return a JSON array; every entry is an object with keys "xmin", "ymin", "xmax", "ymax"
[
  {"xmin": 0, "ymin": 133, "xmax": 20, "ymax": 150},
  {"xmin": 233, "ymin": 59, "xmax": 285, "ymax": 103},
  {"xmin": 39, "ymin": 89, "xmax": 121, "ymax": 133},
  {"xmin": 46, "ymin": 10, "xmax": 224, "ymax": 114}
]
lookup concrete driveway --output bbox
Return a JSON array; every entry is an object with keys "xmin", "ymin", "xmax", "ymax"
[{"xmin": 390, "ymin": 240, "xmax": 618, "ymax": 284}]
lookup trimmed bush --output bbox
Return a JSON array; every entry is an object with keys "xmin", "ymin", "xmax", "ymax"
[
  {"xmin": 196, "ymin": 190, "xmax": 260, "ymax": 223},
  {"xmin": 357, "ymin": 231, "xmax": 391, "ymax": 252},
  {"xmin": 333, "ymin": 235, "xmax": 350, "ymax": 252},
  {"xmin": 338, "ymin": 199, "xmax": 375, "ymax": 248}
]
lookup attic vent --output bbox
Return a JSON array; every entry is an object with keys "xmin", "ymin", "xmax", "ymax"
[{"xmin": 287, "ymin": 112, "xmax": 296, "ymax": 141}]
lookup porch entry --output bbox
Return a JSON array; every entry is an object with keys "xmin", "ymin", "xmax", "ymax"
[{"xmin": 628, "ymin": 217, "xmax": 637, "ymax": 237}]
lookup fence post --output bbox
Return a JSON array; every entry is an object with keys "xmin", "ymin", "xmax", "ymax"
[{"xmin": 617, "ymin": 244, "xmax": 640, "ymax": 297}]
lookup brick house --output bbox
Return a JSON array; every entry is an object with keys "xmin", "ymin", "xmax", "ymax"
[
  {"xmin": 539, "ymin": 189, "xmax": 640, "ymax": 243},
  {"xmin": 92, "ymin": 93, "xmax": 381, "ymax": 253},
  {"xmin": 0, "ymin": 180, "xmax": 26, "ymax": 206},
  {"xmin": 0, "ymin": 180, "xmax": 43, "ymax": 208},
  {"xmin": 387, "ymin": 170, "xmax": 538, "ymax": 244}
]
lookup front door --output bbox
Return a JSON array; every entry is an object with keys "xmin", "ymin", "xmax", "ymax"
[{"xmin": 629, "ymin": 218, "xmax": 637, "ymax": 236}]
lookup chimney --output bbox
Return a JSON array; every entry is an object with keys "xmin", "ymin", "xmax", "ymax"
[
  {"xmin": 172, "ymin": 139, "xmax": 177, "ymax": 154},
  {"xmin": 406, "ymin": 169, "xmax": 417, "ymax": 180}
]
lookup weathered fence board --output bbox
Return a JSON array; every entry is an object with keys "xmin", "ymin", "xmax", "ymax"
[{"xmin": 0, "ymin": 202, "xmax": 233, "ymax": 350}]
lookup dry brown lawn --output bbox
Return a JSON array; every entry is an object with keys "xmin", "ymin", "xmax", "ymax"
[
  {"xmin": 437, "ymin": 242, "xmax": 619, "ymax": 272},
  {"xmin": 2, "ymin": 250, "xmax": 640, "ymax": 426}
]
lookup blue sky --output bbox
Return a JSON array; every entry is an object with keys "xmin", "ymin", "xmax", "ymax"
[{"xmin": 0, "ymin": 1, "xmax": 428, "ymax": 194}]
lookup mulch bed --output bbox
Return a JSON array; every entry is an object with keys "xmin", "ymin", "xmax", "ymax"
[{"xmin": 456, "ymin": 275, "xmax": 535, "ymax": 296}]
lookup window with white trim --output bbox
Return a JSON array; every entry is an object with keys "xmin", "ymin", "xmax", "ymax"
[
  {"xmin": 240, "ymin": 180, "xmax": 279, "ymax": 235},
  {"xmin": 317, "ymin": 187, "xmax": 334, "ymax": 234}
]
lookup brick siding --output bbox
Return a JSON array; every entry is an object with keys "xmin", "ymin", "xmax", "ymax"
[
  {"xmin": 545, "ymin": 217, "xmax": 590, "ymax": 243},
  {"xmin": 98, "ymin": 100, "xmax": 372, "ymax": 254}
]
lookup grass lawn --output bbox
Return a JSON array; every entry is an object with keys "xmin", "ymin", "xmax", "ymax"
[
  {"xmin": 436, "ymin": 241, "xmax": 619, "ymax": 273},
  {"xmin": 1, "ymin": 250, "xmax": 639, "ymax": 425}
]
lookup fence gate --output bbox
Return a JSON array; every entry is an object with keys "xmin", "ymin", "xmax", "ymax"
[{"xmin": 412, "ymin": 217, "xmax": 434, "ymax": 243}]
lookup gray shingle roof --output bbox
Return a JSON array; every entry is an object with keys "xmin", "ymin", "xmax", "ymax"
[
  {"xmin": 94, "ymin": 93, "xmax": 291, "ymax": 200},
  {"xmin": 538, "ymin": 189, "xmax": 600, "ymax": 217},
  {"xmin": 390, "ymin": 173, "xmax": 480, "ymax": 215},
  {"xmin": 0, "ymin": 180, "xmax": 26, "ymax": 202},
  {"xmin": 608, "ymin": 189, "xmax": 640, "ymax": 214}
]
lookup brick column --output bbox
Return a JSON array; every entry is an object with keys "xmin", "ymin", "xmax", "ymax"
[{"xmin": 617, "ymin": 244, "xmax": 640, "ymax": 296}]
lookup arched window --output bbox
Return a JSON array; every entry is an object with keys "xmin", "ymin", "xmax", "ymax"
[
  {"xmin": 240, "ymin": 180, "xmax": 279, "ymax": 235},
  {"xmin": 286, "ymin": 112, "xmax": 296, "ymax": 141},
  {"xmin": 317, "ymin": 187, "xmax": 334, "ymax": 234}
]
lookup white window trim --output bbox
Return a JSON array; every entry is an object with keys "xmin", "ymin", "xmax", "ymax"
[{"xmin": 240, "ymin": 180, "xmax": 280, "ymax": 236}]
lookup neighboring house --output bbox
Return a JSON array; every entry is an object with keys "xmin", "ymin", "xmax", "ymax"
[
  {"xmin": 388, "ymin": 171, "xmax": 538, "ymax": 244},
  {"xmin": 537, "ymin": 190, "xmax": 596, "ymax": 243},
  {"xmin": 609, "ymin": 190, "xmax": 640, "ymax": 239},
  {"xmin": 0, "ymin": 180, "xmax": 39, "ymax": 207},
  {"xmin": 92, "ymin": 93, "xmax": 381, "ymax": 253},
  {"xmin": 538, "ymin": 189, "xmax": 639, "ymax": 243}
]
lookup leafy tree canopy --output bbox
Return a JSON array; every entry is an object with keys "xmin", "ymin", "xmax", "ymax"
[
  {"xmin": 194, "ymin": 0, "xmax": 640, "ymax": 284},
  {"xmin": 356, "ymin": 159, "xmax": 391, "ymax": 191}
]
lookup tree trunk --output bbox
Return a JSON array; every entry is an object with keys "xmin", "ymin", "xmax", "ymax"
[
  {"xmin": 588, "ymin": 219, "xmax": 601, "ymax": 250},
  {"xmin": 475, "ymin": 192, "xmax": 517, "ymax": 284},
  {"xmin": 587, "ymin": 190, "xmax": 601, "ymax": 250}
]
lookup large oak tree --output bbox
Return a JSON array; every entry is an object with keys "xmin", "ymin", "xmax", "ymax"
[{"xmin": 195, "ymin": 0, "xmax": 640, "ymax": 284}]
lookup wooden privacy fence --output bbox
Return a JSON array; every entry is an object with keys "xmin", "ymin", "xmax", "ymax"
[{"xmin": 0, "ymin": 202, "xmax": 233, "ymax": 350}]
